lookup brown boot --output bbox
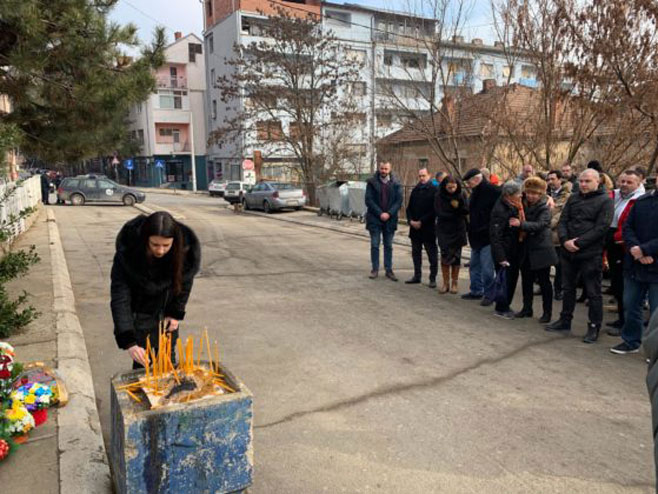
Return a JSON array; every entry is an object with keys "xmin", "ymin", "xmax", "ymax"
[
  {"xmin": 450, "ymin": 266, "xmax": 460, "ymax": 294},
  {"xmin": 439, "ymin": 264, "xmax": 450, "ymax": 293}
]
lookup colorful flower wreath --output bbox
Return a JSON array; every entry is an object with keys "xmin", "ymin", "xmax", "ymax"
[{"xmin": 11, "ymin": 383, "xmax": 53, "ymax": 412}]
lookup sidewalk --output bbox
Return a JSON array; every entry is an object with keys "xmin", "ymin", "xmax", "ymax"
[{"xmin": 1, "ymin": 207, "xmax": 110, "ymax": 493}]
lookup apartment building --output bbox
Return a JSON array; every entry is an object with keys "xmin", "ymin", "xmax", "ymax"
[
  {"xmin": 126, "ymin": 32, "xmax": 208, "ymax": 190},
  {"xmin": 203, "ymin": 0, "xmax": 536, "ymax": 181}
]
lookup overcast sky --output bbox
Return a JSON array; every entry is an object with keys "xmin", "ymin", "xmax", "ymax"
[{"xmin": 108, "ymin": 0, "xmax": 497, "ymax": 48}]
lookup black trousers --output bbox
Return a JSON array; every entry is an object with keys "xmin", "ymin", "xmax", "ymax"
[
  {"xmin": 131, "ymin": 313, "xmax": 179, "ymax": 369},
  {"xmin": 495, "ymin": 258, "xmax": 521, "ymax": 313},
  {"xmin": 560, "ymin": 254, "xmax": 603, "ymax": 325},
  {"xmin": 411, "ymin": 236, "xmax": 438, "ymax": 280},
  {"xmin": 554, "ymin": 247, "xmax": 563, "ymax": 294},
  {"xmin": 606, "ymin": 229, "xmax": 625, "ymax": 324},
  {"xmin": 521, "ymin": 262, "xmax": 552, "ymax": 315}
]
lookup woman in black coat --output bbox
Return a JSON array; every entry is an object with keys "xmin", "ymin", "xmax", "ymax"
[
  {"xmin": 490, "ymin": 181, "xmax": 523, "ymax": 318},
  {"xmin": 434, "ymin": 176, "xmax": 468, "ymax": 293},
  {"xmin": 515, "ymin": 177, "xmax": 558, "ymax": 323},
  {"xmin": 110, "ymin": 211, "xmax": 201, "ymax": 368}
]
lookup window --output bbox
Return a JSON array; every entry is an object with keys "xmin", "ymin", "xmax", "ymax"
[
  {"xmin": 521, "ymin": 64, "xmax": 536, "ymax": 79},
  {"xmin": 210, "ymin": 69, "xmax": 216, "ymax": 88},
  {"xmin": 159, "ymin": 128, "xmax": 173, "ymax": 136},
  {"xmin": 137, "ymin": 129, "xmax": 144, "ymax": 145},
  {"xmin": 480, "ymin": 63, "xmax": 494, "ymax": 78},
  {"xmin": 98, "ymin": 179, "xmax": 116, "ymax": 189},
  {"xmin": 345, "ymin": 49, "xmax": 366, "ymax": 64},
  {"xmin": 350, "ymin": 81, "xmax": 367, "ymax": 97},
  {"xmin": 212, "ymin": 99, "xmax": 217, "ymax": 120},
  {"xmin": 326, "ymin": 10, "xmax": 351, "ymax": 27},
  {"xmin": 383, "ymin": 54, "xmax": 393, "ymax": 66},
  {"xmin": 256, "ymin": 120, "xmax": 283, "ymax": 140},
  {"xmin": 401, "ymin": 54, "xmax": 426, "ymax": 70},
  {"xmin": 158, "ymin": 90, "xmax": 183, "ymax": 109},
  {"xmin": 345, "ymin": 112, "xmax": 367, "ymax": 124},
  {"xmin": 189, "ymin": 43, "xmax": 202, "ymax": 63},
  {"xmin": 83, "ymin": 179, "xmax": 97, "ymax": 189},
  {"xmin": 502, "ymin": 65, "xmax": 512, "ymax": 78},
  {"xmin": 136, "ymin": 103, "xmax": 142, "ymax": 114},
  {"xmin": 377, "ymin": 114, "xmax": 392, "ymax": 127},
  {"xmin": 207, "ymin": 33, "xmax": 214, "ymax": 54}
]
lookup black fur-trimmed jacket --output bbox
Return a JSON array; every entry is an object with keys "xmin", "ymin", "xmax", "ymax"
[{"xmin": 110, "ymin": 215, "xmax": 201, "ymax": 349}]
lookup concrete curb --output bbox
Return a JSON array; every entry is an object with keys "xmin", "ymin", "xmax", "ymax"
[{"xmin": 46, "ymin": 208, "xmax": 112, "ymax": 493}]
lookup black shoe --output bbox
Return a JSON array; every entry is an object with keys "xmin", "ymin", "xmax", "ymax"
[
  {"xmin": 385, "ymin": 271, "xmax": 398, "ymax": 282},
  {"xmin": 606, "ymin": 327, "xmax": 621, "ymax": 337},
  {"xmin": 428, "ymin": 280, "xmax": 437, "ymax": 289},
  {"xmin": 610, "ymin": 342, "xmax": 640, "ymax": 355},
  {"xmin": 405, "ymin": 277, "xmax": 421, "ymax": 284},
  {"xmin": 606, "ymin": 319, "xmax": 623, "ymax": 329},
  {"xmin": 494, "ymin": 310, "xmax": 515, "ymax": 320},
  {"xmin": 582, "ymin": 323, "xmax": 600, "ymax": 344},
  {"xmin": 461, "ymin": 293, "xmax": 483, "ymax": 300},
  {"xmin": 554, "ymin": 291, "xmax": 563, "ymax": 301},
  {"xmin": 538, "ymin": 313, "xmax": 552, "ymax": 324},
  {"xmin": 514, "ymin": 309, "xmax": 533, "ymax": 318},
  {"xmin": 369, "ymin": 270, "xmax": 378, "ymax": 279},
  {"xmin": 545, "ymin": 319, "xmax": 571, "ymax": 332},
  {"xmin": 480, "ymin": 298, "xmax": 494, "ymax": 307}
]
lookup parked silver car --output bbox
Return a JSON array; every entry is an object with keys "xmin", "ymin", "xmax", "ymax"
[
  {"xmin": 242, "ymin": 182, "xmax": 306, "ymax": 213},
  {"xmin": 208, "ymin": 179, "xmax": 228, "ymax": 197},
  {"xmin": 223, "ymin": 181, "xmax": 248, "ymax": 204}
]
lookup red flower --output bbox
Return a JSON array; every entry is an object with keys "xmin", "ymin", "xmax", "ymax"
[
  {"xmin": 0, "ymin": 369, "xmax": 10, "ymax": 379},
  {"xmin": 0, "ymin": 439, "xmax": 9, "ymax": 461}
]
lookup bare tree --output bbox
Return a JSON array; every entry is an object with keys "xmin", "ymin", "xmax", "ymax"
[{"xmin": 211, "ymin": 5, "xmax": 363, "ymax": 201}]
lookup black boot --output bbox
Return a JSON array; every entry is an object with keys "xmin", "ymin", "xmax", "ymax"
[
  {"xmin": 405, "ymin": 275, "xmax": 421, "ymax": 284},
  {"xmin": 546, "ymin": 319, "xmax": 571, "ymax": 332},
  {"xmin": 538, "ymin": 312, "xmax": 552, "ymax": 324},
  {"xmin": 514, "ymin": 308, "xmax": 533, "ymax": 318},
  {"xmin": 582, "ymin": 323, "xmax": 600, "ymax": 344}
]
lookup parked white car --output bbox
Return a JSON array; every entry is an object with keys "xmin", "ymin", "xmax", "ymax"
[
  {"xmin": 223, "ymin": 181, "xmax": 249, "ymax": 204},
  {"xmin": 208, "ymin": 180, "xmax": 228, "ymax": 197}
]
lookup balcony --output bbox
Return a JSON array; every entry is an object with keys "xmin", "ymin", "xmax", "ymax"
[
  {"xmin": 154, "ymin": 141, "xmax": 191, "ymax": 155},
  {"xmin": 173, "ymin": 141, "xmax": 191, "ymax": 153},
  {"xmin": 156, "ymin": 76, "xmax": 188, "ymax": 89}
]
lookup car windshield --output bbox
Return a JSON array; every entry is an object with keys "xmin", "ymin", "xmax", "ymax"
[{"xmin": 226, "ymin": 183, "xmax": 240, "ymax": 190}]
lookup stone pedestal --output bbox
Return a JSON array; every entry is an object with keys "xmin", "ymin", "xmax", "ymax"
[{"xmin": 110, "ymin": 366, "xmax": 253, "ymax": 494}]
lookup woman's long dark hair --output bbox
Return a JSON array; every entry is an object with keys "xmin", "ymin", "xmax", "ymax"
[{"xmin": 140, "ymin": 212, "xmax": 185, "ymax": 295}]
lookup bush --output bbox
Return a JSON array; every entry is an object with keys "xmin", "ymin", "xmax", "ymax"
[{"xmin": 0, "ymin": 244, "xmax": 40, "ymax": 338}]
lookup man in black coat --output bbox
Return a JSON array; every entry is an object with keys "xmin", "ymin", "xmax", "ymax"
[
  {"xmin": 365, "ymin": 161, "xmax": 403, "ymax": 281},
  {"xmin": 610, "ymin": 187, "xmax": 658, "ymax": 354},
  {"xmin": 405, "ymin": 168, "xmax": 438, "ymax": 287},
  {"xmin": 462, "ymin": 168, "xmax": 501, "ymax": 304},
  {"xmin": 546, "ymin": 169, "xmax": 614, "ymax": 343}
]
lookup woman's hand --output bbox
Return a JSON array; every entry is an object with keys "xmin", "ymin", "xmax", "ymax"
[
  {"xmin": 500, "ymin": 261, "xmax": 510, "ymax": 267},
  {"xmin": 509, "ymin": 218, "xmax": 521, "ymax": 227},
  {"xmin": 165, "ymin": 317, "xmax": 179, "ymax": 332},
  {"xmin": 127, "ymin": 345, "xmax": 147, "ymax": 366}
]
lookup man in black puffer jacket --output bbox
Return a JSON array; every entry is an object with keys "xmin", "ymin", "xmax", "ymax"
[
  {"xmin": 546, "ymin": 169, "xmax": 613, "ymax": 343},
  {"xmin": 405, "ymin": 168, "xmax": 438, "ymax": 287},
  {"xmin": 462, "ymin": 168, "xmax": 501, "ymax": 303}
]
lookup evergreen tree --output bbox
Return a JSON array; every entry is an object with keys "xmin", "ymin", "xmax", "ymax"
[{"xmin": 0, "ymin": 0, "xmax": 165, "ymax": 163}]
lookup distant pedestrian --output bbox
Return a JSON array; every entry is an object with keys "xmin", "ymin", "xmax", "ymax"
[
  {"xmin": 515, "ymin": 177, "xmax": 558, "ymax": 323},
  {"xmin": 405, "ymin": 168, "xmax": 438, "ymax": 287},
  {"xmin": 514, "ymin": 164, "xmax": 534, "ymax": 185},
  {"xmin": 365, "ymin": 161, "xmax": 403, "ymax": 281},
  {"xmin": 40, "ymin": 172, "xmax": 50, "ymax": 205},
  {"xmin": 610, "ymin": 186, "xmax": 658, "ymax": 354},
  {"xmin": 546, "ymin": 169, "xmax": 614, "ymax": 343},
  {"xmin": 432, "ymin": 171, "xmax": 447, "ymax": 187},
  {"xmin": 561, "ymin": 162, "xmax": 579, "ymax": 193},
  {"xmin": 111, "ymin": 211, "xmax": 201, "ymax": 368},
  {"xmin": 462, "ymin": 168, "xmax": 501, "ymax": 304},
  {"xmin": 547, "ymin": 169, "xmax": 572, "ymax": 301},
  {"xmin": 490, "ymin": 181, "xmax": 523, "ymax": 319},
  {"xmin": 435, "ymin": 175, "xmax": 468, "ymax": 294},
  {"xmin": 605, "ymin": 170, "xmax": 645, "ymax": 334}
]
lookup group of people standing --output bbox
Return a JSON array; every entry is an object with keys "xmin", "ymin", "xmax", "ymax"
[{"xmin": 364, "ymin": 160, "xmax": 658, "ymax": 352}]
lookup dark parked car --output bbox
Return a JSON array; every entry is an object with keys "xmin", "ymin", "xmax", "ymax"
[{"xmin": 57, "ymin": 175, "xmax": 146, "ymax": 206}]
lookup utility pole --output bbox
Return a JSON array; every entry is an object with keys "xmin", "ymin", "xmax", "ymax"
[{"xmin": 190, "ymin": 112, "xmax": 198, "ymax": 192}]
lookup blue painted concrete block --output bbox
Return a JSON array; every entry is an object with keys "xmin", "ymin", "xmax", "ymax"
[{"xmin": 110, "ymin": 366, "xmax": 253, "ymax": 494}]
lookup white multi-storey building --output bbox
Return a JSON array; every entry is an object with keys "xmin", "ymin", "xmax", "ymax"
[
  {"xmin": 126, "ymin": 32, "xmax": 208, "ymax": 190},
  {"xmin": 203, "ymin": 0, "xmax": 536, "ymax": 181}
]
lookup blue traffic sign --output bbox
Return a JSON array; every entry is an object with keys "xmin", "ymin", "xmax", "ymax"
[
  {"xmin": 124, "ymin": 159, "xmax": 134, "ymax": 171},
  {"xmin": 155, "ymin": 159, "xmax": 165, "ymax": 169}
]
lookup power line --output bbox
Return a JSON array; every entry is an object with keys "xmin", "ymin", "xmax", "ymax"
[{"xmin": 122, "ymin": 0, "xmax": 177, "ymax": 33}]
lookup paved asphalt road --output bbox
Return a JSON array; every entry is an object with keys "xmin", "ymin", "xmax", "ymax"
[{"xmin": 53, "ymin": 193, "xmax": 654, "ymax": 493}]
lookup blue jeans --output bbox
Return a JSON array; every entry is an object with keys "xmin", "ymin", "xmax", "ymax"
[
  {"xmin": 369, "ymin": 226, "xmax": 394, "ymax": 272},
  {"xmin": 469, "ymin": 245, "xmax": 495, "ymax": 297},
  {"xmin": 621, "ymin": 278, "xmax": 658, "ymax": 349}
]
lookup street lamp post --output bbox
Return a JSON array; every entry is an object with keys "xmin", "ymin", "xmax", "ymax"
[{"xmin": 190, "ymin": 111, "xmax": 198, "ymax": 192}]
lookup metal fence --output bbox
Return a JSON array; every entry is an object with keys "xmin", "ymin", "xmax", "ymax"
[{"xmin": 0, "ymin": 176, "xmax": 41, "ymax": 242}]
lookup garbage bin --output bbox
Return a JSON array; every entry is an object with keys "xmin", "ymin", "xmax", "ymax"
[
  {"xmin": 347, "ymin": 182, "xmax": 367, "ymax": 222},
  {"xmin": 327, "ymin": 181, "xmax": 350, "ymax": 220},
  {"xmin": 316, "ymin": 185, "xmax": 330, "ymax": 216}
]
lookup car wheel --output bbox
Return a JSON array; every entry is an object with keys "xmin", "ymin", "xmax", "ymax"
[
  {"xmin": 295, "ymin": 206, "xmax": 303, "ymax": 211},
  {"xmin": 317, "ymin": 209, "xmax": 323, "ymax": 216},
  {"xmin": 122, "ymin": 194, "xmax": 136, "ymax": 206},
  {"xmin": 263, "ymin": 200, "xmax": 272, "ymax": 214},
  {"xmin": 70, "ymin": 193, "xmax": 85, "ymax": 206},
  {"xmin": 209, "ymin": 192, "xmax": 216, "ymax": 197},
  {"xmin": 242, "ymin": 198, "xmax": 249, "ymax": 210}
]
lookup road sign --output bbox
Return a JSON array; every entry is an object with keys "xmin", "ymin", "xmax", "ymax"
[
  {"xmin": 242, "ymin": 159, "xmax": 254, "ymax": 171},
  {"xmin": 124, "ymin": 159, "xmax": 134, "ymax": 171},
  {"xmin": 243, "ymin": 170, "xmax": 256, "ymax": 185},
  {"xmin": 155, "ymin": 159, "xmax": 165, "ymax": 169}
]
